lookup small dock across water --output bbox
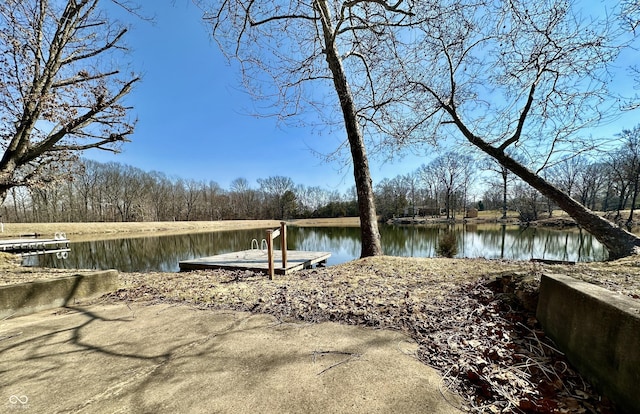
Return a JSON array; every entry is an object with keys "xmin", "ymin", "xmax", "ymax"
[
  {"xmin": 179, "ymin": 249, "xmax": 331, "ymax": 274},
  {"xmin": 0, "ymin": 236, "xmax": 69, "ymax": 254}
]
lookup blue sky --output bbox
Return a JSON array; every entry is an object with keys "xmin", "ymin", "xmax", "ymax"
[
  {"xmin": 86, "ymin": 1, "xmax": 639, "ymax": 193},
  {"xmin": 88, "ymin": 1, "xmax": 413, "ymax": 193}
]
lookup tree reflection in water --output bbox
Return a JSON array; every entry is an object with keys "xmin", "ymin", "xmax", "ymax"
[{"xmin": 24, "ymin": 224, "xmax": 608, "ymax": 272}]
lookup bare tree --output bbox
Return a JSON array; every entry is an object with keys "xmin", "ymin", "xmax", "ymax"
[
  {"xmin": 550, "ymin": 157, "xmax": 589, "ymax": 201},
  {"xmin": 393, "ymin": 0, "xmax": 640, "ymax": 259},
  {"xmin": 2, "ymin": 187, "xmax": 30, "ymax": 222},
  {"xmin": 0, "ymin": 0, "xmax": 139, "ymax": 204},
  {"xmin": 179, "ymin": 179, "xmax": 201, "ymax": 221},
  {"xmin": 401, "ymin": 173, "xmax": 419, "ymax": 215},
  {"xmin": 482, "ymin": 157, "xmax": 515, "ymax": 220},
  {"xmin": 618, "ymin": 125, "xmax": 640, "ymax": 226},
  {"xmin": 417, "ymin": 163, "xmax": 442, "ymax": 214},
  {"xmin": 74, "ymin": 160, "xmax": 101, "ymax": 221},
  {"xmin": 195, "ymin": 0, "xmax": 420, "ymax": 257},
  {"xmin": 511, "ymin": 180, "xmax": 544, "ymax": 222},
  {"xmin": 145, "ymin": 171, "xmax": 172, "ymax": 221},
  {"xmin": 202, "ymin": 180, "xmax": 225, "ymax": 220},
  {"xmin": 574, "ymin": 161, "xmax": 606, "ymax": 211},
  {"xmin": 427, "ymin": 152, "xmax": 475, "ymax": 219},
  {"xmin": 230, "ymin": 177, "xmax": 259, "ymax": 219},
  {"xmin": 258, "ymin": 176, "xmax": 295, "ymax": 219},
  {"xmin": 622, "ymin": 0, "xmax": 640, "ymax": 33},
  {"xmin": 375, "ymin": 177, "xmax": 409, "ymax": 221},
  {"xmin": 296, "ymin": 185, "xmax": 332, "ymax": 216},
  {"xmin": 605, "ymin": 150, "xmax": 632, "ymax": 220}
]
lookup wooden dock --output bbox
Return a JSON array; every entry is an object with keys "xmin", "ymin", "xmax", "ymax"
[
  {"xmin": 0, "ymin": 237, "xmax": 70, "ymax": 253},
  {"xmin": 179, "ymin": 249, "xmax": 331, "ymax": 275}
]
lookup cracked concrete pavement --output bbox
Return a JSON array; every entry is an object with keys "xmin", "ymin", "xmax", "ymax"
[{"xmin": 1, "ymin": 302, "xmax": 461, "ymax": 413}]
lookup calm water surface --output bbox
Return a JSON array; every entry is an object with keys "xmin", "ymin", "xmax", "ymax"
[{"xmin": 24, "ymin": 224, "xmax": 608, "ymax": 272}]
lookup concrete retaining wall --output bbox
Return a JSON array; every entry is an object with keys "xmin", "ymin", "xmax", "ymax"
[
  {"xmin": 537, "ymin": 274, "xmax": 640, "ymax": 414},
  {"xmin": 0, "ymin": 270, "xmax": 118, "ymax": 319}
]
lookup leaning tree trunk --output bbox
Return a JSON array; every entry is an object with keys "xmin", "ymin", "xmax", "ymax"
[
  {"xmin": 316, "ymin": 0, "xmax": 382, "ymax": 257},
  {"xmin": 462, "ymin": 130, "xmax": 640, "ymax": 259}
]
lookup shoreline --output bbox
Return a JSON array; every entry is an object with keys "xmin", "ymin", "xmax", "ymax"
[
  {"xmin": 0, "ymin": 217, "xmax": 362, "ymax": 241},
  {"xmin": 0, "ymin": 214, "xmax": 603, "ymax": 240}
]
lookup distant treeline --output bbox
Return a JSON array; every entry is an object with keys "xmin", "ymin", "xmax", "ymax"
[
  {"xmin": 2, "ymin": 133, "xmax": 640, "ymax": 224},
  {"xmin": 1, "ymin": 159, "xmax": 358, "ymax": 223}
]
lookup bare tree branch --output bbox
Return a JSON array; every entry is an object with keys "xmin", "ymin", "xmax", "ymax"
[
  {"xmin": 395, "ymin": 0, "xmax": 640, "ymax": 258},
  {"xmin": 0, "ymin": 0, "xmax": 140, "ymax": 201}
]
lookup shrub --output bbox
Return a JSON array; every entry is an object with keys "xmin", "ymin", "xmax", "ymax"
[
  {"xmin": 518, "ymin": 207, "xmax": 538, "ymax": 223},
  {"xmin": 436, "ymin": 231, "xmax": 458, "ymax": 258}
]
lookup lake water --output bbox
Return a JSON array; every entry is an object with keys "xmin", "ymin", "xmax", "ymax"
[{"xmin": 23, "ymin": 223, "xmax": 608, "ymax": 272}]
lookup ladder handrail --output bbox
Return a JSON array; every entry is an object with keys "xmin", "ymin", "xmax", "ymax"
[{"xmin": 266, "ymin": 221, "xmax": 287, "ymax": 280}]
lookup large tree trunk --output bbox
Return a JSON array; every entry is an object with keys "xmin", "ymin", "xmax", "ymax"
[
  {"xmin": 317, "ymin": 0, "xmax": 382, "ymax": 257},
  {"xmin": 501, "ymin": 168, "xmax": 508, "ymax": 220},
  {"xmin": 464, "ymin": 131, "xmax": 640, "ymax": 259},
  {"xmin": 0, "ymin": 159, "xmax": 21, "ymax": 205}
]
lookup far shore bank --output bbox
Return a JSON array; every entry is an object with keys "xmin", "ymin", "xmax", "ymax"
[
  {"xmin": 0, "ymin": 217, "xmax": 361, "ymax": 241},
  {"xmin": 1, "ymin": 212, "xmax": 635, "ymax": 242}
]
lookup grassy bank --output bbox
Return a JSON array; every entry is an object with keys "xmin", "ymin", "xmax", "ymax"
[{"xmin": 0, "ymin": 217, "xmax": 361, "ymax": 241}]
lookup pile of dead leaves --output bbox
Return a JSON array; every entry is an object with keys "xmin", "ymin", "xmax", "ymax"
[{"xmin": 409, "ymin": 281, "xmax": 615, "ymax": 413}]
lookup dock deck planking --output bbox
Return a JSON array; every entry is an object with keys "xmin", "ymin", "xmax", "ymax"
[{"xmin": 179, "ymin": 249, "xmax": 331, "ymax": 274}]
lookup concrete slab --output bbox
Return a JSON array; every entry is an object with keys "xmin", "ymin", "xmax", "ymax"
[
  {"xmin": 0, "ymin": 271, "xmax": 118, "ymax": 319},
  {"xmin": 0, "ymin": 303, "xmax": 461, "ymax": 413},
  {"xmin": 537, "ymin": 274, "xmax": 640, "ymax": 414}
]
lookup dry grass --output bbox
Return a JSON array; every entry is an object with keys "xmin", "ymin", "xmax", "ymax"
[
  {"xmin": 103, "ymin": 255, "xmax": 639, "ymax": 312},
  {"xmin": 556, "ymin": 256, "xmax": 640, "ymax": 298},
  {"xmin": 0, "ymin": 220, "xmax": 281, "ymax": 239},
  {"xmin": 476, "ymin": 210, "xmax": 521, "ymax": 219},
  {"xmin": 112, "ymin": 256, "xmax": 526, "ymax": 308}
]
